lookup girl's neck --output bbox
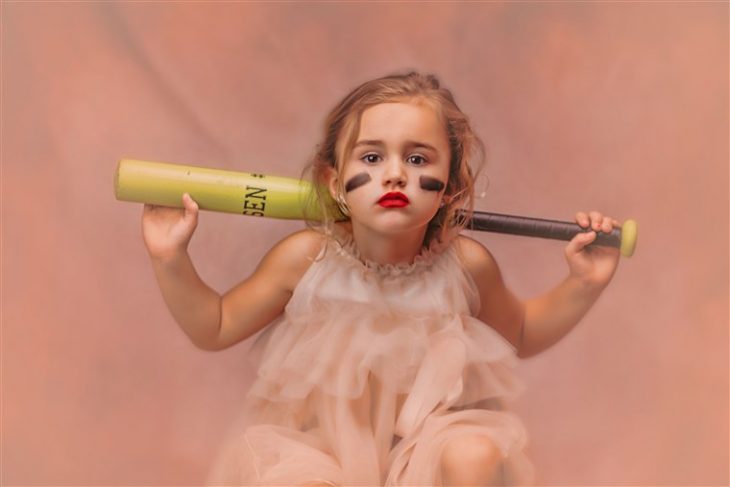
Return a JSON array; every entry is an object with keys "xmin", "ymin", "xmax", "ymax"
[{"xmin": 350, "ymin": 222, "xmax": 427, "ymax": 265}]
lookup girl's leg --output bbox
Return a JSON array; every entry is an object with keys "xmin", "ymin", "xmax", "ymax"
[{"xmin": 440, "ymin": 435, "xmax": 505, "ymax": 486}]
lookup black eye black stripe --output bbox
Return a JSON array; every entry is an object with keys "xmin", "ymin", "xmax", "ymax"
[
  {"xmin": 419, "ymin": 176, "xmax": 445, "ymax": 192},
  {"xmin": 344, "ymin": 173, "xmax": 372, "ymax": 192}
]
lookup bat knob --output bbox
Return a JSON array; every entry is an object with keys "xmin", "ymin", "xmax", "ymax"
[{"xmin": 620, "ymin": 219, "xmax": 638, "ymax": 257}]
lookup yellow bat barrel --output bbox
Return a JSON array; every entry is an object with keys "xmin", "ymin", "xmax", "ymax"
[{"xmin": 114, "ymin": 159, "xmax": 342, "ymax": 220}]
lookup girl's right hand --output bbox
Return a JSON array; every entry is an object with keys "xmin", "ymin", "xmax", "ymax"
[{"xmin": 142, "ymin": 193, "xmax": 199, "ymax": 261}]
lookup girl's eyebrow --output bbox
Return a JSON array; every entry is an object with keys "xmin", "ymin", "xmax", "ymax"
[
  {"xmin": 353, "ymin": 139, "xmax": 439, "ymax": 152},
  {"xmin": 353, "ymin": 139, "xmax": 385, "ymax": 149}
]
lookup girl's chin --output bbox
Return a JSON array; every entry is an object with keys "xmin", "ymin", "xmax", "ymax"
[{"xmin": 352, "ymin": 217, "xmax": 434, "ymax": 237}]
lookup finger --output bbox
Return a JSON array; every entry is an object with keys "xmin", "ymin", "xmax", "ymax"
[
  {"xmin": 601, "ymin": 216, "xmax": 613, "ymax": 233},
  {"xmin": 565, "ymin": 229, "xmax": 596, "ymax": 257},
  {"xmin": 588, "ymin": 211, "xmax": 603, "ymax": 231},
  {"xmin": 612, "ymin": 218, "xmax": 621, "ymax": 227},
  {"xmin": 182, "ymin": 193, "xmax": 199, "ymax": 212},
  {"xmin": 182, "ymin": 193, "xmax": 199, "ymax": 225},
  {"xmin": 575, "ymin": 211, "xmax": 590, "ymax": 228}
]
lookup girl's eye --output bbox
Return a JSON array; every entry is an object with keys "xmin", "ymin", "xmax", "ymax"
[
  {"xmin": 362, "ymin": 153, "xmax": 381, "ymax": 164},
  {"xmin": 407, "ymin": 154, "xmax": 427, "ymax": 166}
]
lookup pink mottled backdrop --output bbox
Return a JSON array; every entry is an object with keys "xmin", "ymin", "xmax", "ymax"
[{"xmin": 2, "ymin": 3, "xmax": 727, "ymax": 486}]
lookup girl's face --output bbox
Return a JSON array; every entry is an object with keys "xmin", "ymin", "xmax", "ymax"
[{"xmin": 330, "ymin": 101, "xmax": 451, "ymax": 238}]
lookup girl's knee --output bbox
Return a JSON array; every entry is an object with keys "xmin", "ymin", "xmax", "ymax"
[{"xmin": 441, "ymin": 434, "xmax": 503, "ymax": 473}]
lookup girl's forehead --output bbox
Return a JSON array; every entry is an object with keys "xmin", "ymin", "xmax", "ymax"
[
  {"xmin": 335, "ymin": 99, "xmax": 448, "ymax": 168},
  {"xmin": 356, "ymin": 101, "xmax": 448, "ymax": 144}
]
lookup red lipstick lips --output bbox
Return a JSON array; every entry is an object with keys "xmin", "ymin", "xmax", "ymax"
[{"xmin": 378, "ymin": 192, "xmax": 409, "ymax": 208}]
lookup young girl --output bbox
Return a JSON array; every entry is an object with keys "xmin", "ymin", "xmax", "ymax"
[{"xmin": 142, "ymin": 72, "xmax": 621, "ymax": 486}]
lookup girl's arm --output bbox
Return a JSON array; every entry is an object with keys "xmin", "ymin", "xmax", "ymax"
[
  {"xmin": 143, "ymin": 194, "xmax": 324, "ymax": 351},
  {"xmin": 458, "ymin": 211, "xmax": 621, "ymax": 359}
]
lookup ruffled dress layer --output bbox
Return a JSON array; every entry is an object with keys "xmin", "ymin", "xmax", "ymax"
[{"xmin": 207, "ymin": 235, "xmax": 534, "ymax": 486}]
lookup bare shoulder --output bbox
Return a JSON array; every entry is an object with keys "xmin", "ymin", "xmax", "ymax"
[
  {"xmin": 453, "ymin": 236, "xmax": 523, "ymax": 352},
  {"xmin": 258, "ymin": 228, "xmax": 327, "ymax": 292},
  {"xmin": 453, "ymin": 234, "xmax": 501, "ymax": 279},
  {"xmin": 254, "ymin": 229, "xmax": 327, "ymax": 292},
  {"xmin": 269, "ymin": 228, "xmax": 327, "ymax": 260}
]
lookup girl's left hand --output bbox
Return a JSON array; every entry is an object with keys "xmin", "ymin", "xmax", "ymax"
[{"xmin": 565, "ymin": 211, "xmax": 621, "ymax": 289}]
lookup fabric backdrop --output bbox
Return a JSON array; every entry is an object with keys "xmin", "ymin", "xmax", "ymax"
[{"xmin": 2, "ymin": 2, "xmax": 727, "ymax": 485}]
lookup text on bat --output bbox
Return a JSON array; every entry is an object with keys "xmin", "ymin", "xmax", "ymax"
[{"xmin": 242, "ymin": 185, "xmax": 266, "ymax": 216}]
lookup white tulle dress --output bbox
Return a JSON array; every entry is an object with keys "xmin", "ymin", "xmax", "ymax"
[{"xmin": 207, "ymin": 233, "xmax": 534, "ymax": 486}]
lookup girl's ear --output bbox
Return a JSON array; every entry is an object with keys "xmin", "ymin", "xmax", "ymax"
[
  {"xmin": 440, "ymin": 193, "xmax": 452, "ymax": 207},
  {"xmin": 325, "ymin": 166, "xmax": 339, "ymax": 199}
]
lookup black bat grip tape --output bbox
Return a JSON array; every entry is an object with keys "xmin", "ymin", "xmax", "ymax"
[{"xmin": 464, "ymin": 211, "xmax": 621, "ymax": 248}]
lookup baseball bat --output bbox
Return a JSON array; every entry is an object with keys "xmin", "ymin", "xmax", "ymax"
[{"xmin": 115, "ymin": 159, "xmax": 637, "ymax": 257}]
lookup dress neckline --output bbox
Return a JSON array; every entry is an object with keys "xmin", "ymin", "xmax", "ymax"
[{"xmin": 328, "ymin": 229, "xmax": 446, "ymax": 277}]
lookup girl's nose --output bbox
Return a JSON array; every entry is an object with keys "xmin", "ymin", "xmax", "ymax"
[{"xmin": 382, "ymin": 158, "xmax": 407, "ymax": 187}]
